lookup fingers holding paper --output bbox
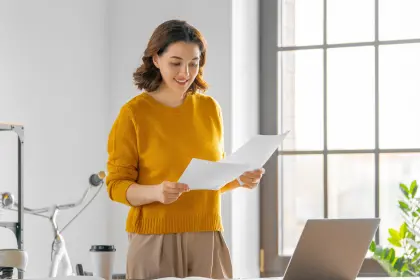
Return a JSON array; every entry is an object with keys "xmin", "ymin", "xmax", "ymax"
[
  {"xmin": 237, "ymin": 168, "xmax": 265, "ymax": 189},
  {"xmin": 157, "ymin": 181, "xmax": 190, "ymax": 204}
]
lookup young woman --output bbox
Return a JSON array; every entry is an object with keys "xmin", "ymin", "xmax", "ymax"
[{"xmin": 106, "ymin": 19, "xmax": 265, "ymax": 279}]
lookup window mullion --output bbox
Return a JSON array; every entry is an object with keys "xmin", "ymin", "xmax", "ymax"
[
  {"xmin": 374, "ymin": 0, "xmax": 380, "ymax": 245},
  {"xmin": 323, "ymin": 0, "xmax": 328, "ymax": 219}
]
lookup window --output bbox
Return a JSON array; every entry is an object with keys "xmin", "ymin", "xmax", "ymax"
[{"xmin": 260, "ymin": 0, "xmax": 420, "ymax": 276}]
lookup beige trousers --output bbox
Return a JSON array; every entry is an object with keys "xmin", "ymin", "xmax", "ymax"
[{"xmin": 126, "ymin": 231, "xmax": 232, "ymax": 279}]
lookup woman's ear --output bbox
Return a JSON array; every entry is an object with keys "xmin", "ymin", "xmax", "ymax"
[{"xmin": 152, "ymin": 54, "xmax": 160, "ymax": 69}]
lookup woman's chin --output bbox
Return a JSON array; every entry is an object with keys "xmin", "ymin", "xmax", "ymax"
[{"xmin": 169, "ymin": 84, "xmax": 189, "ymax": 94}]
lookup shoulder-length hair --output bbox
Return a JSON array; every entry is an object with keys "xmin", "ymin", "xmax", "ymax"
[{"xmin": 133, "ymin": 20, "xmax": 208, "ymax": 93}]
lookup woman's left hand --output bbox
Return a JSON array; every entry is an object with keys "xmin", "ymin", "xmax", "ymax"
[{"xmin": 237, "ymin": 168, "xmax": 265, "ymax": 189}]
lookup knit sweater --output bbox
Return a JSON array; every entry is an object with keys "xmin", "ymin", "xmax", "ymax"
[{"xmin": 106, "ymin": 92, "xmax": 238, "ymax": 234}]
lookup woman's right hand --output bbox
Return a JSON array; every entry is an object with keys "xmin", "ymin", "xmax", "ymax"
[{"xmin": 156, "ymin": 181, "xmax": 190, "ymax": 204}]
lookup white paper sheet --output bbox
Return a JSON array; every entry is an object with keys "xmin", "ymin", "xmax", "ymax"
[
  {"xmin": 177, "ymin": 158, "xmax": 250, "ymax": 190},
  {"xmin": 221, "ymin": 131, "xmax": 290, "ymax": 169},
  {"xmin": 178, "ymin": 131, "xmax": 289, "ymax": 190}
]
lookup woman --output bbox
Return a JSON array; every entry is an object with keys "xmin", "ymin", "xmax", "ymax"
[{"xmin": 106, "ymin": 19, "xmax": 264, "ymax": 279}]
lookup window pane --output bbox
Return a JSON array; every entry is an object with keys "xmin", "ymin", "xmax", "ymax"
[
  {"xmin": 380, "ymin": 0, "xmax": 420, "ymax": 40},
  {"xmin": 379, "ymin": 153, "xmax": 420, "ymax": 246},
  {"xmin": 279, "ymin": 155, "xmax": 324, "ymax": 255},
  {"xmin": 327, "ymin": 0, "xmax": 374, "ymax": 44},
  {"xmin": 327, "ymin": 47, "xmax": 375, "ymax": 149},
  {"xmin": 279, "ymin": 50, "xmax": 323, "ymax": 150},
  {"xmin": 279, "ymin": 0, "xmax": 323, "ymax": 47},
  {"xmin": 328, "ymin": 154, "xmax": 375, "ymax": 218},
  {"xmin": 379, "ymin": 44, "xmax": 420, "ymax": 149},
  {"xmin": 0, "ymin": 132, "xmax": 18, "ymax": 222}
]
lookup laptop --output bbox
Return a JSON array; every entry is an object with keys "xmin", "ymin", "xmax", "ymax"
[{"xmin": 283, "ymin": 218, "xmax": 380, "ymax": 280}]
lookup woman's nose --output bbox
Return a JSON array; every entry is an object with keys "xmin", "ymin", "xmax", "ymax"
[{"xmin": 179, "ymin": 65, "xmax": 190, "ymax": 76}]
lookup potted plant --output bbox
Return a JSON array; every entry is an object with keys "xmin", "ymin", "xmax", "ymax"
[{"xmin": 369, "ymin": 180, "xmax": 420, "ymax": 276}]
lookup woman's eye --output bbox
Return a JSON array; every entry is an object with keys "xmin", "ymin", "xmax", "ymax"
[{"xmin": 170, "ymin": 62, "xmax": 198, "ymax": 67}]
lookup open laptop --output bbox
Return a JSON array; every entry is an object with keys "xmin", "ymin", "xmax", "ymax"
[{"xmin": 283, "ymin": 218, "xmax": 380, "ymax": 280}]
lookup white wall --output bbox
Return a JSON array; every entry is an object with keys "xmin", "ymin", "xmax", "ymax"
[
  {"xmin": 0, "ymin": 0, "xmax": 110, "ymax": 277},
  {"xmin": 231, "ymin": 0, "xmax": 261, "ymax": 277},
  {"xmin": 0, "ymin": 0, "xmax": 260, "ymax": 278}
]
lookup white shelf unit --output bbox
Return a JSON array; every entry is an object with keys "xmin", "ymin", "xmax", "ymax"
[{"xmin": 0, "ymin": 123, "xmax": 24, "ymax": 279}]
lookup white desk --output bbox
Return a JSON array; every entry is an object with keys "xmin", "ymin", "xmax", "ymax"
[
  {"xmin": 74, "ymin": 274, "xmax": 417, "ymax": 279},
  {"xmin": 262, "ymin": 278, "xmax": 417, "ymax": 280}
]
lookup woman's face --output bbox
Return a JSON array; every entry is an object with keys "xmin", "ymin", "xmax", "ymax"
[{"xmin": 153, "ymin": 41, "xmax": 200, "ymax": 95}]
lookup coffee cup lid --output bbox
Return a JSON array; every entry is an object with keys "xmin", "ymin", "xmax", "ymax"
[{"xmin": 90, "ymin": 245, "xmax": 116, "ymax": 252}]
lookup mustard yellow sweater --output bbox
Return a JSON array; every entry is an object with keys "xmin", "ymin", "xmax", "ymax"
[{"xmin": 106, "ymin": 92, "xmax": 238, "ymax": 234}]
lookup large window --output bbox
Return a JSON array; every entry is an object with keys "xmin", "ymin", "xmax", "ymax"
[{"xmin": 260, "ymin": 0, "xmax": 420, "ymax": 275}]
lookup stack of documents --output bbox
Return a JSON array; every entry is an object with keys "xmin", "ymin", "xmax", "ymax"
[{"xmin": 177, "ymin": 131, "xmax": 289, "ymax": 190}]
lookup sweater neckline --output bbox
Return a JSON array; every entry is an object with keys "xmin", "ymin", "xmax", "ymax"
[{"xmin": 143, "ymin": 92, "xmax": 192, "ymax": 111}]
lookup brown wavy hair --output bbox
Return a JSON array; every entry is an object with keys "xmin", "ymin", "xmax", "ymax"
[{"xmin": 133, "ymin": 20, "xmax": 208, "ymax": 93}]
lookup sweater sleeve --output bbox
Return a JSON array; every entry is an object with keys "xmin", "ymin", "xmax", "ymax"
[
  {"xmin": 106, "ymin": 105, "xmax": 139, "ymax": 206},
  {"xmin": 220, "ymin": 180, "xmax": 240, "ymax": 193}
]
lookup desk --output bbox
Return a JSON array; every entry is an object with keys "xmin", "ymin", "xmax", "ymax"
[
  {"xmin": 260, "ymin": 278, "xmax": 418, "ymax": 280},
  {"xmin": 35, "ymin": 275, "xmax": 420, "ymax": 280},
  {"xmin": 151, "ymin": 276, "xmax": 418, "ymax": 280}
]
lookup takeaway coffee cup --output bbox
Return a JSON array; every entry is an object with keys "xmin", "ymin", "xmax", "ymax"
[{"xmin": 90, "ymin": 245, "xmax": 116, "ymax": 280}]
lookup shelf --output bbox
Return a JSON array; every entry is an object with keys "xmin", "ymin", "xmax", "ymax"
[
  {"xmin": 0, "ymin": 123, "xmax": 23, "ymax": 129},
  {"xmin": 0, "ymin": 222, "xmax": 19, "ymax": 236},
  {"xmin": 0, "ymin": 124, "xmax": 24, "ymax": 279},
  {"xmin": 0, "ymin": 123, "xmax": 24, "ymax": 142}
]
